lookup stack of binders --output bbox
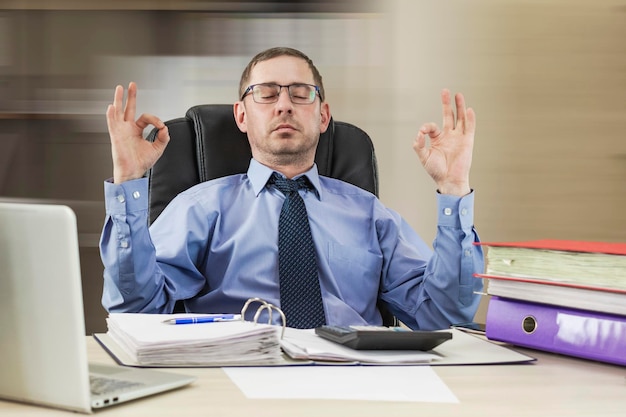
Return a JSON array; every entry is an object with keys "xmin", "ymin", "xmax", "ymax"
[{"xmin": 475, "ymin": 239, "xmax": 626, "ymax": 366}]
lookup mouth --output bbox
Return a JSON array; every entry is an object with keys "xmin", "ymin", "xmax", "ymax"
[{"xmin": 273, "ymin": 123, "xmax": 297, "ymax": 132}]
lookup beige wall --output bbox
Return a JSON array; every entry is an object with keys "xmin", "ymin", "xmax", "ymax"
[
  {"xmin": 1, "ymin": 1, "xmax": 625, "ymax": 331},
  {"xmin": 381, "ymin": 0, "xmax": 626, "ymax": 322},
  {"xmin": 383, "ymin": 0, "xmax": 626, "ymax": 244}
]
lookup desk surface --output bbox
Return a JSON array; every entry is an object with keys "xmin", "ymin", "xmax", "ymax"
[{"xmin": 1, "ymin": 337, "xmax": 624, "ymax": 416}]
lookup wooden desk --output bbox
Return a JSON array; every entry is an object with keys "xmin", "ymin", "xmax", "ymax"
[{"xmin": 1, "ymin": 337, "xmax": 624, "ymax": 416}]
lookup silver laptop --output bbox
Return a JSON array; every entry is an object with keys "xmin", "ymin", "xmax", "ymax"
[{"xmin": 0, "ymin": 202, "xmax": 195, "ymax": 413}]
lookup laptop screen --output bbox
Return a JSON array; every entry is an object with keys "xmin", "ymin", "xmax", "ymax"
[
  {"xmin": 0, "ymin": 202, "xmax": 195, "ymax": 413},
  {"xmin": 0, "ymin": 203, "xmax": 93, "ymax": 412}
]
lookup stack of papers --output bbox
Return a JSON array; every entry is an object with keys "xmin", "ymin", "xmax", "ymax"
[
  {"xmin": 105, "ymin": 313, "xmax": 283, "ymax": 366},
  {"xmin": 96, "ymin": 316, "xmax": 536, "ymax": 368}
]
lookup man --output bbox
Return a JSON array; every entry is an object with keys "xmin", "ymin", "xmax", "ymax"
[{"xmin": 101, "ymin": 46, "xmax": 483, "ymax": 330}]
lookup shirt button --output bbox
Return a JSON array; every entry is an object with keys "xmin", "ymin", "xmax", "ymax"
[
  {"xmin": 443, "ymin": 208, "xmax": 452, "ymax": 216},
  {"xmin": 120, "ymin": 240, "xmax": 129, "ymax": 248},
  {"xmin": 132, "ymin": 191, "xmax": 141, "ymax": 199},
  {"xmin": 465, "ymin": 249, "xmax": 471, "ymax": 257},
  {"xmin": 116, "ymin": 195, "xmax": 125, "ymax": 203},
  {"xmin": 461, "ymin": 208, "xmax": 468, "ymax": 216}
]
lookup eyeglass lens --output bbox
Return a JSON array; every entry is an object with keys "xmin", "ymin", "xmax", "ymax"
[{"xmin": 252, "ymin": 84, "xmax": 317, "ymax": 104}]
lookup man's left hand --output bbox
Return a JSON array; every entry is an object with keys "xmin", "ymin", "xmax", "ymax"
[{"xmin": 413, "ymin": 89, "xmax": 475, "ymax": 196}]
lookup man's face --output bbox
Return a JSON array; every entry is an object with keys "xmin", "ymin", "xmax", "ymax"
[{"xmin": 234, "ymin": 55, "xmax": 330, "ymax": 169}]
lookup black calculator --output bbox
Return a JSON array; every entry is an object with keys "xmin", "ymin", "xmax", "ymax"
[{"xmin": 315, "ymin": 325, "xmax": 452, "ymax": 350}]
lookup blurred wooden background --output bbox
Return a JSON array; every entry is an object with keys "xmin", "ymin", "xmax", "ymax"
[{"xmin": 0, "ymin": 0, "xmax": 624, "ymax": 332}]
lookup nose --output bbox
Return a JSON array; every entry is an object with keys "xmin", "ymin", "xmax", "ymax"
[{"xmin": 275, "ymin": 86, "xmax": 293, "ymax": 113}]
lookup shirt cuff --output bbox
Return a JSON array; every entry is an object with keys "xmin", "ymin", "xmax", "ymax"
[
  {"xmin": 436, "ymin": 190, "xmax": 474, "ymax": 230},
  {"xmin": 104, "ymin": 178, "xmax": 149, "ymax": 215}
]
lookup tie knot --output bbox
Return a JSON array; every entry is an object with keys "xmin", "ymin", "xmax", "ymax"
[{"xmin": 268, "ymin": 173, "xmax": 312, "ymax": 195}]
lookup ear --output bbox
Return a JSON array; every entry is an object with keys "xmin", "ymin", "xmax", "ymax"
[
  {"xmin": 233, "ymin": 101, "xmax": 247, "ymax": 133},
  {"xmin": 319, "ymin": 102, "xmax": 331, "ymax": 134}
]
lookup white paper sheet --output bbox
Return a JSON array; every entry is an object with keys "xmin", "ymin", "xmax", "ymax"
[
  {"xmin": 280, "ymin": 328, "xmax": 437, "ymax": 364},
  {"xmin": 223, "ymin": 366, "xmax": 458, "ymax": 403}
]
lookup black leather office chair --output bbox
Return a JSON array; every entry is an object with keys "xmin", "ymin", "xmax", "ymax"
[{"xmin": 146, "ymin": 104, "xmax": 397, "ymax": 326}]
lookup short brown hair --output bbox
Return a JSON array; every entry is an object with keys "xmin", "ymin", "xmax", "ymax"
[{"xmin": 238, "ymin": 47, "xmax": 325, "ymax": 102}]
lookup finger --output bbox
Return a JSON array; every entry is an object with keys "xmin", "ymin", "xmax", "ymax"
[
  {"xmin": 105, "ymin": 104, "xmax": 117, "ymax": 137},
  {"xmin": 135, "ymin": 113, "xmax": 165, "ymax": 131},
  {"xmin": 419, "ymin": 122, "xmax": 442, "ymax": 139},
  {"xmin": 154, "ymin": 125, "xmax": 171, "ymax": 150},
  {"xmin": 455, "ymin": 92, "xmax": 467, "ymax": 132},
  {"xmin": 412, "ymin": 130, "xmax": 428, "ymax": 162},
  {"xmin": 465, "ymin": 107, "xmax": 476, "ymax": 136},
  {"xmin": 441, "ymin": 88, "xmax": 454, "ymax": 131},
  {"xmin": 112, "ymin": 85, "xmax": 124, "ymax": 121},
  {"xmin": 124, "ymin": 82, "xmax": 137, "ymax": 122}
]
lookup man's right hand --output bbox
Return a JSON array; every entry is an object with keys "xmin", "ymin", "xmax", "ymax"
[{"xmin": 105, "ymin": 82, "xmax": 170, "ymax": 184}]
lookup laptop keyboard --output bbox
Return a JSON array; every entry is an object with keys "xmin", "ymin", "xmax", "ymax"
[{"xmin": 90, "ymin": 375, "xmax": 145, "ymax": 396}]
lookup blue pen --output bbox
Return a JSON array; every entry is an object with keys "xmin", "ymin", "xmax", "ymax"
[{"xmin": 163, "ymin": 314, "xmax": 241, "ymax": 325}]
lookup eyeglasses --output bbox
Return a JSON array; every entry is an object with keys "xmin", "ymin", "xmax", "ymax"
[{"xmin": 241, "ymin": 83, "xmax": 321, "ymax": 104}]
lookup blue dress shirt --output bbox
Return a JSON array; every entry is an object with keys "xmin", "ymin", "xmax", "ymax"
[{"xmin": 100, "ymin": 159, "xmax": 483, "ymax": 330}]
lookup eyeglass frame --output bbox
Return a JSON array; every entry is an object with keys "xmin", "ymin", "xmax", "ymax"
[{"xmin": 240, "ymin": 83, "xmax": 323, "ymax": 104}]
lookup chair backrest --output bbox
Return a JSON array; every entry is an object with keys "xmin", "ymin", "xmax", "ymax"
[
  {"xmin": 146, "ymin": 104, "xmax": 395, "ymax": 326},
  {"xmin": 147, "ymin": 104, "xmax": 379, "ymax": 225}
]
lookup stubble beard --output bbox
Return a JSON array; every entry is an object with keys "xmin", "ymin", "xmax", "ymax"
[
  {"xmin": 260, "ymin": 131, "xmax": 317, "ymax": 169},
  {"xmin": 267, "ymin": 140, "xmax": 314, "ymax": 167}
]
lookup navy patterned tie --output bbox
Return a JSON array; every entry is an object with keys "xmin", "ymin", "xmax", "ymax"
[{"xmin": 268, "ymin": 173, "xmax": 326, "ymax": 329}]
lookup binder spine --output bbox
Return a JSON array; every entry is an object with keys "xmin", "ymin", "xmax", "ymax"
[{"xmin": 485, "ymin": 297, "xmax": 626, "ymax": 366}]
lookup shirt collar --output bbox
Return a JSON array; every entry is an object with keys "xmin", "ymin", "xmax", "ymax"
[{"xmin": 247, "ymin": 158, "xmax": 322, "ymax": 199}]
